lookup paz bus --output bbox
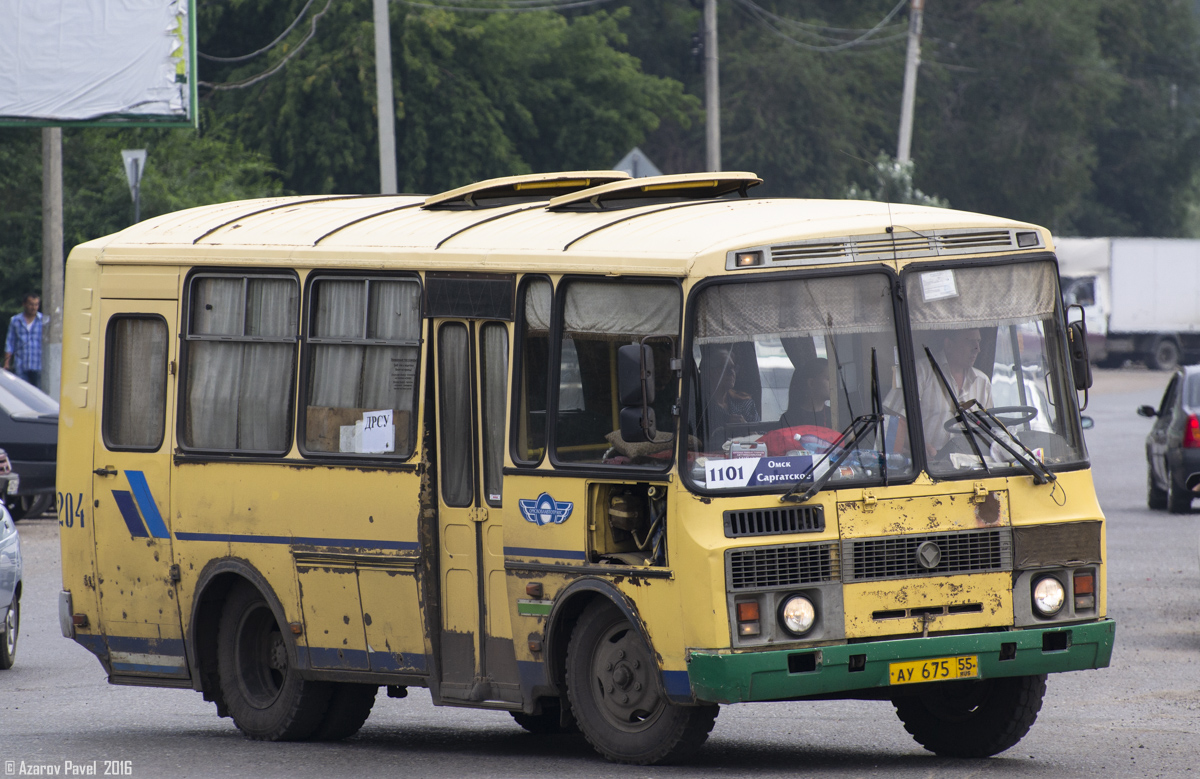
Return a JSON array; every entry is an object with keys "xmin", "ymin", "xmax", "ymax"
[{"xmin": 56, "ymin": 170, "xmax": 1113, "ymax": 764}]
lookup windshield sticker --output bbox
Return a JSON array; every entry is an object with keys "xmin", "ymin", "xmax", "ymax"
[
  {"xmin": 920, "ymin": 269, "xmax": 958, "ymax": 302},
  {"xmin": 519, "ymin": 493, "xmax": 574, "ymax": 526},
  {"xmin": 702, "ymin": 455, "xmax": 818, "ymax": 489}
]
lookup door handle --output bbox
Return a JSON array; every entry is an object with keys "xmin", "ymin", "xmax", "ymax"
[{"xmin": 93, "ymin": 467, "xmax": 118, "ymax": 477}]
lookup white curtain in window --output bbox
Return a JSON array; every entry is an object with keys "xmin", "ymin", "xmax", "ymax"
[
  {"xmin": 107, "ymin": 318, "xmax": 167, "ymax": 448},
  {"xmin": 481, "ymin": 324, "xmax": 508, "ymax": 502},
  {"xmin": 311, "ymin": 281, "xmax": 365, "ymax": 408},
  {"xmin": 524, "ymin": 279, "xmax": 552, "ymax": 334},
  {"xmin": 239, "ymin": 279, "xmax": 297, "ymax": 450},
  {"xmin": 187, "ymin": 279, "xmax": 244, "ymax": 448},
  {"xmin": 362, "ymin": 281, "xmax": 421, "ymax": 414},
  {"xmin": 439, "ymin": 325, "xmax": 473, "ymax": 506},
  {"xmin": 563, "ymin": 281, "xmax": 679, "ymax": 339},
  {"xmin": 907, "ymin": 261, "xmax": 1058, "ymax": 330}
]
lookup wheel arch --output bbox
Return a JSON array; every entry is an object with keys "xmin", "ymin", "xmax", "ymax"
[
  {"xmin": 542, "ymin": 577, "xmax": 673, "ymax": 705},
  {"xmin": 187, "ymin": 557, "xmax": 294, "ymax": 715}
]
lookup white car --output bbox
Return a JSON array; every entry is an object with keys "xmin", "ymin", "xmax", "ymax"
[{"xmin": 0, "ymin": 499, "xmax": 21, "ymax": 669}]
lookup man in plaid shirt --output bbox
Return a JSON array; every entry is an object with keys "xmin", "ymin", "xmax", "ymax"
[{"xmin": 4, "ymin": 293, "xmax": 44, "ymax": 387}]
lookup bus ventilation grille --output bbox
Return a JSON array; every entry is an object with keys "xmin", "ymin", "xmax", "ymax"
[
  {"xmin": 842, "ymin": 528, "xmax": 1013, "ymax": 582},
  {"xmin": 763, "ymin": 229, "xmax": 1025, "ymax": 267},
  {"xmin": 727, "ymin": 543, "xmax": 839, "ymax": 589},
  {"xmin": 724, "ymin": 506, "xmax": 824, "ymax": 538}
]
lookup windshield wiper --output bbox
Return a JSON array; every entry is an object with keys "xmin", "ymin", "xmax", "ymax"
[
  {"xmin": 925, "ymin": 347, "xmax": 990, "ymax": 472},
  {"xmin": 869, "ymin": 347, "xmax": 888, "ymax": 486},
  {"xmin": 925, "ymin": 347, "xmax": 1055, "ymax": 484},
  {"xmin": 781, "ymin": 412, "xmax": 881, "ymax": 503}
]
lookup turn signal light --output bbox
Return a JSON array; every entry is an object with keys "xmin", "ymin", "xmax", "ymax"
[
  {"xmin": 1184, "ymin": 415, "xmax": 1200, "ymax": 449},
  {"xmin": 1073, "ymin": 570, "xmax": 1095, "ymax": 611},
  {"xmin": 71, "ymin": 613, "xmax": 89, "ymax": 628},
  {"xmin": 736, "ymin": 600, "xmax": 761, "ymax": 636}
]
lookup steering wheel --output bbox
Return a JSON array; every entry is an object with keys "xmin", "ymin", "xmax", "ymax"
[{"xmin": 943, "ymin": 404, "xmax": 1038, "ymax": 432}]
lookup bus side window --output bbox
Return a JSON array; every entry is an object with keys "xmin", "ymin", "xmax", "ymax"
[
  {"xmin": 104, "ymin": 316, "xmax": 168, "ymax": 450},
  {"xmin": 303, "ymin": 277, "xmax": 421, "ymax": 458},
  {"xmin": 513, "ymin": 278, "xmax": 551, "ymax": 464},
  {"xmin": 553, "ymin": 279, "xmax": 680, "ymax": 466},
  {"xmin": 182, "ymin": 274, "xmax": 298, "ymax": 453}
]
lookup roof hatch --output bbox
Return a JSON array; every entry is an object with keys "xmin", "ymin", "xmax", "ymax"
[
  {"xmin": 423, "ymin": 171, "xmax": 631, "ymax": 210},
  {"xmin": 546, "ymin": 172, "xmax": 762, "ymax": 211}
]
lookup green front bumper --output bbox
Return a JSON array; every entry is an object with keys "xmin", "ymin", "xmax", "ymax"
[{"xmin": 687, "ymin": 620, "xmax": 1115, "ymax": 704}]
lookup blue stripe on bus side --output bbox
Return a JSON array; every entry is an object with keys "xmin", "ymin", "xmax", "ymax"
[
  {"xmin": 173, "ymin": 531, "xmax": 419, "ymax": 551},
  {"xmin": 503, "ymin": 546, "xmax": 587, "ymax": 560},
  {"xmin": 106, "ymin": 635, "xmax": 186, "ymax": 656},
  {"xmin": 111, "ymin": 491, "xmax": 149, "ymax": 537},
  {"xmin": 661, "ymin": 670, "xmax": 693, "ymax": 702},
  {"xmin": 124, "ymin": 470, "xmax": 171, "ymax": 539}
]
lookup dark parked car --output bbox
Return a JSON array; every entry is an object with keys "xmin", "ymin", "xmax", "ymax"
[
  {"xmin": 0, "ymin": 370, "xmax": 57, "ymax": 520},
  {"xmin": 0, "ymin": 500, "xmax": 21, "ymax": 668},
  {"xmin": 1139, "ymin": 364, "xmax": 1200, "ymax": 513}
]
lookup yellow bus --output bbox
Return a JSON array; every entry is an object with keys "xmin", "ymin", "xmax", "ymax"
[{"xmin": 56, "ymin": 171, "xmax": 1113, "ymax": 764}]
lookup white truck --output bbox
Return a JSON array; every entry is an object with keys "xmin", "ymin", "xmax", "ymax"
[{"xmin": 1054, "ymin": 237, "xmax": 1200, "ymax": 370}]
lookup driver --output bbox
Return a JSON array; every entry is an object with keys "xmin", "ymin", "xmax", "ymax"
[{"xmin": 888, "ymin": 328, "xmax": 993, "ymax": 457}]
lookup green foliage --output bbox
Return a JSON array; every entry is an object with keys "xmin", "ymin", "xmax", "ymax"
[{"xmin": 846, "ymin": 152, "xmax": 948, "ymax": 207}]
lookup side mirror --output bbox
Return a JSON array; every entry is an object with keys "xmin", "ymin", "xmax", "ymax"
[
  {"xmin": 1067, "ymin": 319, "xmax": 1092, "ymax": 391},
  {"xmin": 1080, "ymin": 415, "xmax": 1094, "ymax": 430},
  {"xmin": 1137, "ymin": 405, "xmax": 1158, "ymax": 418},
  {"xmin": 1186, "ymin": 473, "xmax": 1200, "ymax": 493},
  {"xmin": 617, "ymin": 343, "xmax": 656, "ymax": 442}
]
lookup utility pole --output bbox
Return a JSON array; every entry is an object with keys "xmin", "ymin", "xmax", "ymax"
[
  {"xmin": 896, "ymin": 0, "xmax": 924, "ymax": 163},
  {"xmin": 41, "ymin": 128, "xmax": 63, "ymax": 398},
  {"xmin": 704, "ymin": 0, "xmax": 720, "ymax": 171},
  {"xmin": 373, "ymin": 0, "xmax": 398, "ymax": 194}
]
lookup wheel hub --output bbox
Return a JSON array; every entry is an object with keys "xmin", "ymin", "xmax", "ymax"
[{"xmin": 592, "ymin": 627, "xmax": 662, "ymax": 729}]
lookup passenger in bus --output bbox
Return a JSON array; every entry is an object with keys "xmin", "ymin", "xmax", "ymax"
[
  {"xmin": 779, "ymin": 358, "xmax": 832, "ymax": 429},
  {"xmin": 888, "ymin": 328, "xmax": 993, "ymax": 457},
  {"xmin": 700, "ymin": 347, "xmax": 759, "ymax": 449}
]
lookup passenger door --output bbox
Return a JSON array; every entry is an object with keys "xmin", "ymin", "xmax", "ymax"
[
  {"xmin": 1149, "ymin": 373, "xmax": 1179, "ymax": 488},
  {"xmin": 433, "ymin": 319, "xmax": 519, "ymax": 703},
  {"xmin": 90, "ymin": 300, "xmax": 186, "ymax": 678}
]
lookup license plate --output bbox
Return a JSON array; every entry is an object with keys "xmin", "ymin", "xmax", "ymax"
[
  {"xmin": 6, "ymin": 477, "xmax": 17, "ymax": 495},
  {"xmin": 889, "ymin": 655, "xmax": 978, "ymax": 685}
]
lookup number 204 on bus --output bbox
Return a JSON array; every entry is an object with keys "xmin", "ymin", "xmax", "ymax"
[{"xmin": 56, "ymin": 171, "xmax": 1113, "ymax": 764}]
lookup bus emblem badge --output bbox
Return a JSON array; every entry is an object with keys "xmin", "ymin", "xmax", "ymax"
[
  {"xmin": 519, "ymin": 493, "xmax": 573, "ymax": 526},
  {"xmin": 916, "ymin": 541, "xmax": 942, "ymax": 570}
]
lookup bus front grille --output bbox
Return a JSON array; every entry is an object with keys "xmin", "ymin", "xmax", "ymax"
[
  {"xmin": 727, "ymin": 543, "xmax": 839, "ymax": 589},
  {"xmin": 842, "ymin": 528, "xmax": 1013, "ymax": 582},
  {"xmin": 724, "ymin": 506, "xmax": 824, "ymax": 538}
]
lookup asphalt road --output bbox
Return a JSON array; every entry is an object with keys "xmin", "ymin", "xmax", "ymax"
[{"xmin": 3, "ymin": 367, "xmax": 1198, "ymax": 778}]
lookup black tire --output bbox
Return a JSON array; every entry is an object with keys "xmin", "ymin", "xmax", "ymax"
[
  {"xmin": 511, "ymin": 699, "xmax": 577, "ymax": 734},
  {"xmin": 566, "ymin": 600, "xmax": 718, "ymax": 765},
  {"xmin": 1148, "ymin": 468, "xmax": 1168, "ymax": 510},
  {"xmin": 0, "ymin": 595, "xmax": 18, "ymax": 670},
  {"xmin": 1167, "ymin": 468, "xmax": 1193, "ymax": 514},
  {"xmin": 6, "ymin": 494, "xmax": 51, "ymax": 522},
  {"xmin": 217, "ymin": 582, "xmax": 331, "ymax": 740},
  {"xmin": 311, "ymin": 683, "xmax": 378, "ymax": 741},
  {"xmin": 893, "ymin": 674, "xmax": 1046, "ymax": 758},
  {"xmin": 1148, "ymin": 338, "xmax": 1181, "ymax": 371}
]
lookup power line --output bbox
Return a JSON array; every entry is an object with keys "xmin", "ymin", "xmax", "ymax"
[
  {"xmin": 732, "ymin": 0, "xmax": 908, "ymax": 53},
  {"xmin": 397, "ymin": 0, "xmax": 619, "ymax": 13},
  {"xmin": 199, "ymin": 0, "xmax": 334, "ymax": 91},
  {"xmin": 199, "ymin": 0, "xmax": 319, "ymax": 63}
]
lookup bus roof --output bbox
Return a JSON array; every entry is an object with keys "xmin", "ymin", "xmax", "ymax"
[{"xmin": 75, "ymin": 185, "xmax": 1047, "ymax": 277}]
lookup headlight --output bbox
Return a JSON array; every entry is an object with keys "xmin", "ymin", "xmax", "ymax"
[
  {"xmin": 780, "ymin": 595, "xmax": 816, "ymax": 635},
  {"xmin": 1032, "ymin": 577, "xmax": 1065, "ymax": 616}
]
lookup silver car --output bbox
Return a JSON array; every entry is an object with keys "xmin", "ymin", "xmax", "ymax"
[{"xmin": 0, "ymin": 496, "xmax": 21, "ymax": 669}]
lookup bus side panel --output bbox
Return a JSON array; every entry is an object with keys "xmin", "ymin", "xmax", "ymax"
[
  {"xmin": 172, "ymin": 462, "xmax": 429, "ymax": 676},
  {"xmin": 58, "ymin": 253, "xmax": 102, "ymax": 664}
]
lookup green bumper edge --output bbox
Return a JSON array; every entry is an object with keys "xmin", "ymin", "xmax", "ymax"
[{"xmin": 687, "ymin": 619, "xmax": 1115, "ymax": 704}]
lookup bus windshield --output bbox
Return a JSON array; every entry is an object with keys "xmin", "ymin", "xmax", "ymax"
[
  {"xmin": 684, "ymin": 271, "xmax": 914, "ymax": 493},
  {"xmin": 902, "ymin": 259, "xmax": 1086, "ymax": 478}
]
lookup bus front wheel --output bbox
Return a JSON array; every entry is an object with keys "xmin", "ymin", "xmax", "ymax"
[
  {"xmin": 565, "ymin": 600, "xmax": 717, "ymax": 765},
  {"xmin": 892, "ymin": 674, "xmax": 1046, "ymax": 758},
  {"xmin": 217, "ymin": 583, "xmax": 332, "ymax": 740}
]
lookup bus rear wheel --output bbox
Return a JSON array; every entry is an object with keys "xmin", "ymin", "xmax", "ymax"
[
  {"xmin": 892, "ymin": 674, "xmax": 1046, "ymax": 758},
  {"xmin": 566, "ymin": 600, "xmax": 717, "ymax": 765},
  {"xmin": 217, "ymin": 583, "xmax": 331, "ymax": 740}
]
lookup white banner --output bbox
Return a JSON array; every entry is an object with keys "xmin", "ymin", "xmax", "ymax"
[{"xmin": 0, "ymin": 0, "xmax": 191, "ymax": 122}]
